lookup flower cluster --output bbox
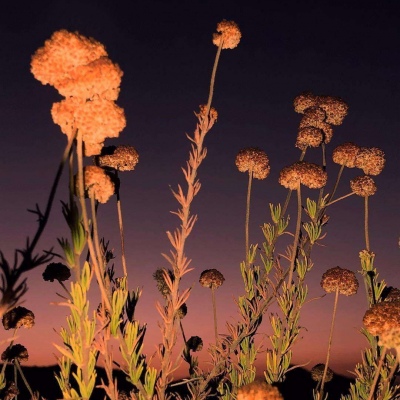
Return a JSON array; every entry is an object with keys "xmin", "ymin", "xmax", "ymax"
[
  {"xmin": 311, "ymin": 363, "xmax": 334, "ymax": 382},
  {"xmin": 354, "ymin": 147, "xmax": 385, "ymax": 176},
  {"xmin": 42, "ymin": 262, "xmax": 71, "ymax": 283},
  {"xmin": 1, "ymin": 344, "xmax": 29, "ymax": 363},
  {"xmin": 320, "ymin": 266, "xmax": 359, "ymax": 296},
  {"xmin": 363, "ymin": 301, "xmax": 400, "ymax": 337},
  {"xmin": 2, "ymin": 307, "xmax": 35, "ymax": 330},
  {"xmin": 199, "ymin": 269, "xmax": 225, "ymax": 289},
  {"xmin": 212, "ymin": 20, "xmax": 241, "ymax": 49},
  {"xmin": 96, "ymin": 145, "xmax": 139, "ymax": 172},
  {"xmin": 235, "ymin": 147, "xmax": 270, "ymax": 180},
  {"xmin": 350, "ymin": 175, "xmax": 377, "ymax": 197},
  {"xmin": 237, "ymin": 380, "xmax": 283, "ymax": 400},
  {"xmin": 332, "ymin": 142, "xmax": 360, "ymax": 168},
  {"xmin": 279, "ymin": 161, "xmax": 327, "ymax": 190},
  {"xmin": 31, "ymin": 30, "xmax": 126, "ymax": 156}
]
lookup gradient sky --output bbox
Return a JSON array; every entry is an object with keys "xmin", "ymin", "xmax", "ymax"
[{"xmin": 0, "ymin": 0, "xmax": 399, "ymax": 379}]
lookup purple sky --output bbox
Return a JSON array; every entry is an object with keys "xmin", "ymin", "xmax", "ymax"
[{"xmin": 0, "ymin": 0, "xmax": 399, "ymax": 378}]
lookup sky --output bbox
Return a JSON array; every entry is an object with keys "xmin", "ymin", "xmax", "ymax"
[{"xmin": 0, "ymin": 0, "xmax": 399, "ymax": 380}]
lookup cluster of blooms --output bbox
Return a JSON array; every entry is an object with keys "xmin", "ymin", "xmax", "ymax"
[
  {"xmin": 198, "ymin": 104, "xmax": 218, "ymax": 121},
  {"xmin": 2, "ymin": 306, "xmax": 35, "ymax": 330},
  {"xmin": 199, "ymin": 269, "xmax": 225, "ymax": 289},
  {"xmin": 212, "ymin": 20, "xmax": 242, "ymax": 49},
  {"xmin": 350, "ymin": 175, "xmax": 377, "ymax": 197},
  {"xmin": 237, "ymin": 380, "xmax": 283, "ymax": 400},
  {"xmin": 42, "ymin": 262, "xmax": 71, "ymax": 283},
  {"xmin": 279, "ymin": 161, "xmax": 327, "ymax": 190},
  {"xmin": 363, "ymin": 301, "xmax": 400, "ymax": 338},
  {"xmin": 235, "ymin": 147, "xmax": 271, "ymax": 180},
  {"xmin": 31, "ymin": 30, "xmax": 126, "ymax": 156},
  {"xmin": 293, "ymin": 91, "xmax": 348, "ymax": 149},
  {"xmin": 311, "ymin": 363, "xmax": 334, "ymax": 382},
  {"xmin": 96, "ymin": 145, "xmax": 139, "ymax": 172},
  {"xmin": 320, "ymin": 266, "xmax": 359, "ymax": 296}
]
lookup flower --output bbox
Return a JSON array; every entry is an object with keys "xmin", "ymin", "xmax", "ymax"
[
  {"xmin": 1, "ymin": 344, "xmax": 29, "ymax": 363},
  {"xmin": 177, "ymin": 303, "xmax": 187, "ymax": 319},
  {"xmin": 153, "ymin": 268, "xmax": 174, "ymax": 298},
  {"xmin": 42, "ymin": 262, "xmax": 71, "ymax": 283},
  {"xmin": 187, "ymin": 336, "xmax": 203, "ymax": 352},
  {"xmin": 296, "ymin": 126, "xmax": 323, "ymax": 150},
  {"xmin": 199, "ymin": 269, "xmax": 225, "ymax": 289},
  {"xmin": 321, "ymin": 266, "xmax": 359, "ymax": 296},
  {"xmin": 279, "ymin": 161, "xmax": 327, "ymax": 190},
  {"xmin": 299, "ymin": 107, "xmax": 333, "ymax": 144},
  {"xmin": 96, "ymin": 145, "xmax": 139, "ymax": 171},
  {"xmin": 332, "ymin": 142, "xmax": 360, "ymax": 168},
  {"xmin": 75, "ymin": 166, "xmax": 115, "ymax": 203},
  {"xmin": 311, "ymin": 363, "xmax": 334, "ymax": 382},
  {"xmin": 235, "ymin": 147, "xmax": 270, "ymax": 180},
  {"xmin": 317, "ymin": 95, "xmax": 349, "ymax": 125},
  {"xmin": 378, "ymin": 327, "xmax": 400, "ymax": 350},
  {"xmin": 350, "ymin": 175, "xmax": 377, "ymax": 197},
  {"xmin": 354, "ymin": 147, "xmax": 385, "ymax": 176},
  {"xmin": 382, "ymin": 287, "xmax": 400, "ymax": 303},
  {"xmin": 363, "ymin": 301, "xmax": 400, "ymax": 337},
  {"xmin": 293, "ymin": 91, "xmax": 319, "ymax": 114},
  {"xmin": 2, "ymin": 381, "xmax": 19, "ymax": 400},
  {"xmin": 2, "ymin": 307, "xmax": 35, "ymax": 330},
  {"xmin": 237, "ymin": 380, "xmax": 283, "ymax": 400},
  {"xmin": 212, "ymin": 20, "xmax": 241, "ymax": 49}
]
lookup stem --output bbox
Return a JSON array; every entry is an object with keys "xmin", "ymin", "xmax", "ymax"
[
  {"xmin": 288, "ymin": 185, "xmax": 302, "ymax": 289},
  {"xmin": 115, "ymin": 172, "xmax": 128, "ymax": 279},
  {"xmin": 245, "ymin": 171, "xmax": 253, "ymax": 263},
  {"xmin": 211, "ymin": 286, "xmax": 219, "ymax": 344},
  {"xmin": 324, "ymin": 192, "xmax": 355, "ymax": 208},
  {"xmin": 365, "ymin": 196, "xmax": 370, "ymax": 251},
  {"xmin": 15, "ymin": 360, "xmax": 34, "ymax": 398},
  {"xmin": 327, "ymin": 165, "xmax": 345, "ymax": 204},
  {"xmin": 319, "ymin": 287, "xmax": 339, "ymax": 399},
  {"xmin": 206, "ymin": 39, "xmax": 223, "ymax": 113},
  {"xmin": 367, "ymin": 346, "xmax": 387, "ymax": 400}
]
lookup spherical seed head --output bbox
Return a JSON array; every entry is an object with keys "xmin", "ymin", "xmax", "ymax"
[
  {"xmin": 187, "ymin": 336, "xmax": 203, "ymax": 352},
  {"xmin": 354, "ymin": 147, "xmax": 385, "ymax": 176},
  {"xmin": 212, "ymin": 20, "xmax": 241, "ymax": 49},
  {"xmin": 199, "ymin": 269, "xmax": 225, "ymax": 289},
  {"xmin": 321, "ymin": 266, "xmax": 359, "ymax": 296},
  {"xmin": 75, "ymin": 166, "xmax": 115, "ymax": 203},
  {"xmin": 1, "ymin": 344, "xmax": 29, "ymax": 363},
  {"xmin": 299, "ymin": 107, "xmax": 334, "ymax": 144},
  {"xmin": 363, "ymin": 301, "xmax": 400, "ymax": 337},
  {"xmin": 42, "ymin": 262, "xmax": 71, "ymax": 283},
  {"xmin": 237, "ymin": 380, "xmax": 283, "ymax": 400},
  {"xmin": 350, "ymin": 175, "xmax": 377, "ymax": 197},
  {"xmin": 279, "ymin": 161, "xmax": 327, "ymax": 190},
  {"xmin": 2, "ymin": 307, "xmax": 35, "ymax": 330},
  {"xmin": 332, "ymin": 142, "xmax": 361, "ymax": 168},
  {"xmin": 378, "ymin": 327, "xmax": 400, "ymax": 350},
  {"xmin": 177, "ymin": 303, "xmax": 187, "ymax": 319},
  {"xmin": 235, "ymin": 147, "xmax": 271, "ymax": 180},
  {"xmin": 311, "ymin": 363, "xmax": 334, "ymax": 382},
  {"xmin": 97, "ymin": 145, "xmax": 139, "ymax": 171},
  {"xmin": 293, "ymin": 92, "xmax": 319, "ymax": 114},
  {"xmin": 317, "ymin": 95, "xmax": 349, "ymax": 125},
  {"xmin": 383, "ymin": 287, "xmax": 400, "ymax": 303},
  {"xmin": 296, "ymin": 127, "xmax": 324, "ymax": 150}
]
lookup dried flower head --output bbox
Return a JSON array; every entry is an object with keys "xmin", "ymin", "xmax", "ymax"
[
  {"xmin": 332, "ymin": 142, "xmax": 360, "ymax": 168},
  {"xmin": 363, "ymin": 301, "xmax": 400, "ymax": 337},
  {"xmin": 378, "ymin": 327, "xmax": 400, "ymax": 350},
  {"xmin": 237, "ymin": 380, "xmax": 283, "ymax": 400},
  {"xmin": 198, "ymin": 104, "xmax": 218, "ymax": 121},
  {"xmin": 153, "ymin": 268, "xmax": 174, "ymax": 298},
  {"xmin": 279, "ymin": 161, "xmax": 327, "ymax": 190},
  {"xmin": 293, "ymin": 91, "xmax": 319, "ymax": 114},
  {"xmin": 96, "ymin": 145, "xmax": 139, "ymax": 171},
  {"xmin": 3, "ymin": 381, "xmax": 19, "ymax": 400},
  {"xmin": 317, "ymin": 95, "xmax": 349, "ymax": 125},
  {"xmin": 75, "ymin": 166, "xmax": 115, "ymax": 203},
  {"xmin": 235, "ymin": 147, "xmax": 270, "ymax": 180},
  {"xmin": 42, "ymin": 262, "xmax": 71, "ymax": 283},
  {"xmin": 311, "ymin": 363, "xmax": 334, "ymax": 382},
  {"xmin": 350, "ymin": 175, "xmax": 377, "ymax": 197},
  {"xmin": 296, "ymin": 126, "xmax": 324, "ymax": 150},
  {"xmin": 118, "ymin": 391, "xmax": 129, "ymax": 400},
  {"xmin": 177, "ymin": 303, "xmax": 187, "ymax": 319},
  {"xmin": 354, "ymin": 147, "xmax": 385, "ymax": 176},
  {"xmin": 299, "ymin": 107, "xmax": 334, "ymax": 144},
  {"xmin": 321, "ymin": 266, "xmax": 359, "ymax": 296},
  {"xmin": 2, "ymin": 307, "xmax": 35, "ymax": 330},
  {"xmin": 212, "ymin": 20, "xmax": 241, "ymax": 49},
  {"xmin": 187, "ymin": 336, "xmax": 203, "ymax": 352},
  {"xmin": 1, "ymin": 344, "xmax": 29, "ymax": 363},
  {"xmin": 383, "ymin": 287, "xmax": 400, "ymax": 303},
  {"xmin": 199, "ymin": 269, "xmax": 225, "ymax": 289}
]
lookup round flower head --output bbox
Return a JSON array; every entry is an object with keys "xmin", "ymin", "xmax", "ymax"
[
  {"xmin": 299, "ymin": 107, "xmax": 334, "ymax": 144},
  {"xmin": 354, "ymin": 147, "xmax": 385, "ymax": 176},
  {"xmin": 199, "ymin": 269, "xmax": 225, "ymax": 289},
  {"xmin": 317, "ymin": 95, "xmax": 349, "ymax": 125},
  {"xmin": 350, "ymin": 175, "xmax": 377, "ymax": 197},
  {"xmin": 237, "ymin": 380, "xmax": 283, "ymax": 400},
  {"xmin": 42, "ymin": 262, "xmax": 71, "ymax": 283},
  {"xmin": 235, "ymin": 147, "xmax": 270, "ymax": 180},
  {"xmin": 378, "ymin": 327, "xmax": 400, "ymax": 350},
  {"xmin": 363, "ymin": 301, "xmax": 400, "ymax": 337},
  {"xmin": 383, "ymin": 287, "xmax": 400, "ymax": 303},
  {"xmin": 296, "ymin": 126, "xmax": 323, "ymax": 150},
  {"xmin": 293, "ymin": 92, "xmax": 319, "ymax": 114},
  {"xmin": 187, "ymin": 336, "xmax": 203, "ymax": 352},
  {"xmin": 212, "ymin": 20, "xmax": 241, "ymax": 49},
  {"xmin": 321, "ymin": 266, "xmax": 359, "ymax": 296},
  {"xmin": 2, "ymin": 307, "xmax": 35, "ymax": 330},
  {"xmin": 332, "ymin": 142, "xmax": 360, "ymax": 168},
  {"xmin": 177, "ymin": 303, "xmax": 187, "ymax": 319},
  {"xmin": 1, "ymin": 344, "xmax": 29, "ymax": 363},
  {"xmin": 279, "ymin": 161, "xmax": 327, "ymax": 190},
  {"xmin": 31, "ymin": 30, "xmax": 107, "ymax": 88},
  {"xmin": 96, "ymin": 145, "xmax": 139, "ymax": 171},
  {"xmin": 311, "ymin": 363, "xmax": 334, "ymax": 382},
  {"xmin": 75, "ymin": 166, "xmax": 115, "ymax": 203}
]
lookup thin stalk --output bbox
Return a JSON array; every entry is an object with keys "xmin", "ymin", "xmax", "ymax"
[
  {"xmin": 206, "ymin": 39, "xmax": 223, "ymax": 113},
  {"xmin": 324, "ymin": 192, "xmax": 355, "ymax": 208},
  {"xmin": 319, "ymin": 287, "xmax": 339, "ymax": 399},
  {"xmin": 367, "ymin": 346, "xmax": 387, "ymax": 400},
  {"xmin": 245, "ymin": 171, "xmax": 253, "ymax": 263},
  {"xmin": 327, "ymin": 164, "xmax": 345, "ymax": 204},
  {"xmin": 115, "ymin": 172, "xmax": 128, "ymax": 279},
  {"xmin": 365, "ymin": 196, "xmax": 370, "ymax": 251},
  {"xmin": 14, "ymin": 360, "xmax": 34, "ymax": 399},
  {"xmin": 211, "ymin": 286, "xmax": 218, "ymax": 344},
  {"xmin": 287, "ymin": 184, "xmax": 302, "ymax": 289}
]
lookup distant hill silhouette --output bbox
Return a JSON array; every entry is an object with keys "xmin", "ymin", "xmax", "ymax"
[{"xmin": 1, "ymin": 364, "xmax": 355, "ymax": 399}]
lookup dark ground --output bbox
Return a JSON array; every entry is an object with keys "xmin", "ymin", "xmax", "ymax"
[{"xmin": 0, "ymin": 365, "xmax": 355, "ymax": 399}]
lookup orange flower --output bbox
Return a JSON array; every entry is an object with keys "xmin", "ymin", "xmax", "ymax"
[
  {"xmin": 76, "ymin": 166, "xmax": 115, "ymax": 203},
  {"xmin": 355, "ymin": 147, "xmax": 385, "ymax": 176},
  {"xmin": 321, "ymin": 266, "xmax": 359, "ymax": 296},
  {"xmin": 350, "ymin": 175, "xmax": 377, "ymax": 197},
  {"xmin": 212, "ymin": 20, "xmax": 241, "ymax": 49},
  {"xmin": 296, "ymin": 126, "xmax": 323, "ymax": 150},
  {"xmin": 332, "ymin": 142, "xmax": 360, "ymax": 168},
  {"xmin": 279, "ymin": 161, "xmax": 327, "ymax": 190},
  {"xmin": 235, "ymin": 147, "xmax": 270, "ymax": 180}
]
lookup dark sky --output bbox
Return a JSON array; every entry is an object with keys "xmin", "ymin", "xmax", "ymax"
[{"xmin": 0, "ymin": 0, "xmax": 399, "ymax": 378}]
